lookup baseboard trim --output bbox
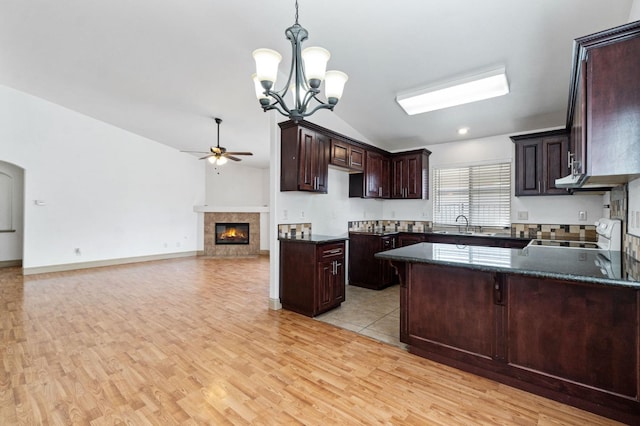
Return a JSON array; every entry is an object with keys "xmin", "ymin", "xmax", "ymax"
[
  {"xmin": 23, "ymin": 251, "xmax": 199, "ymax": 275},
  {"xmin": 269, "ymin": 298, "xmax": 282, "ymax": 311},
  {"xmin": 0, "ymin": 259, "xmax": 22, "ymax": 268}
]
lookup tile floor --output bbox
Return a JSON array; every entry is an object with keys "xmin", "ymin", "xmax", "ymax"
[{"xmin": 314, "ymin": 284, "xmax": 406, "ymax": 349}]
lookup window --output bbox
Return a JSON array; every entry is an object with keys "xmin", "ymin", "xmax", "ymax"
[{"xmin": 433, "ymin": 163, "xmax": 511, "ymax": 228}]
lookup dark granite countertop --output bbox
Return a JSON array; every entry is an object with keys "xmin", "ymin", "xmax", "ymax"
[
  {"xmin": 375, "ymin": 242, "xmax": 639, "ymax": 289},
  {"xmin": 278, "ymin": 234, "xmax": 348, "ymax": 244},
  {"xmin": 349, "ymin": 229, "xmax": 527, "ymax": 240}
]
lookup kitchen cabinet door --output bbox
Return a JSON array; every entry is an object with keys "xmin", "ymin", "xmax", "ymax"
[
  {"xmin": 298, "ymin": 129, "xmax": 328, "ymax": 192},
  {"xmin": 330, "ymin": 138, "xmax": 364, "ymax": 171},
  {"xmin": 280, "ymin": 124, "xmax": 329, "ymax": 193},
  {"xmin": 317, "ymin": 256, "xmax": 345, "ymax": 313},
  {"xmin": 364, "ymin": 151, "xmax": 390, "ymax": 198}
]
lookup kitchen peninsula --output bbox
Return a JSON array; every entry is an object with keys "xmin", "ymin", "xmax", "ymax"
[{"xmin": 376, "ymin": 243, "xmax": 639, "ymax": 424}]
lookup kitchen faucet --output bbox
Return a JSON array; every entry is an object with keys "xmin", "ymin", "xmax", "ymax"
[{"xmin": 455, "ymin": 214, "xmax": 469, "ymax": 234}]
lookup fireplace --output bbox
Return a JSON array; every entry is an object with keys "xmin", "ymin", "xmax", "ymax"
[
  {"xmin": 215, "ymin": 223, "xmax": 250, "ymax": 245},
  {"xmin": 204, "ymin": 213, "xmax": 259, "ymax": 257}
]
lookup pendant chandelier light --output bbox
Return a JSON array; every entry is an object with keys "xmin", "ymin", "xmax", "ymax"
[{"xmin": 252, "ymin": 0, "xmax": 348, "ymax": 123}]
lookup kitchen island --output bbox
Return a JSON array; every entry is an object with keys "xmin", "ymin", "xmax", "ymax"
[{"xmin": 376, "ymin": 243, "xmax": 639, "ymax": 424}]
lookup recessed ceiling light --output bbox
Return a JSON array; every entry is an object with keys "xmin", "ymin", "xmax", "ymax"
[
  {"xmin": 396, "ymin": 67, "xmax": 509, "ymax": 115},
  {"xmin": 458, "ymin": 127, "xmax": 469, "ymax": 135}
]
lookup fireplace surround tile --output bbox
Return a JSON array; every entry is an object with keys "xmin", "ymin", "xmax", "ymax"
[{"xmin": 204, "ymin": 212, "xmax": 259, "ymax": 256}]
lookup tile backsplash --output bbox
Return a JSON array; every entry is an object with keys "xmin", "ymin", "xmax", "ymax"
[
  {"xmin": 278, "ymin": 223, "xmax": 312, "ymax": 238},
  {"xmin": 625, "ymin": 233, "xmax": 640, "ymax": 261},
  {"xmin": 348, "ymin": 220, "xmax": 432, "ymax": 233},
  {"xmin": 510, "ymin": 223, "xmax": 597, "ymax": 241}
]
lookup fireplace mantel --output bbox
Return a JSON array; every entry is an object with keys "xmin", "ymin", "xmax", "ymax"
[{"xmin": 194, "ymin": 205, "xmax": 269, "ymax": 213}]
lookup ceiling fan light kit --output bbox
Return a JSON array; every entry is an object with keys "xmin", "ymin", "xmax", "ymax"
[
  {"xmin": 182, "ymin": 117, "xmax": 253, "ymax": 166},
  {"xmin": 252, "ymin": 0, "xmax": 348, "ymax": 122}
]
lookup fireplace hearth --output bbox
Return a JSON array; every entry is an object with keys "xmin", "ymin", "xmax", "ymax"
[{"xmin": 215, "ymin": 223, "xmax": 250, "ymax": 245}]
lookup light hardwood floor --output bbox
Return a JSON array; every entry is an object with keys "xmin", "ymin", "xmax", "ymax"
[{"xmin": 0, "ymin": 256, "xmax": 622, "ymax": 425}]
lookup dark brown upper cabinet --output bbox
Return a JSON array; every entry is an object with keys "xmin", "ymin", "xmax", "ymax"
[
  {"xmin": 364, "ymin": 150, "xmax": 390, "ymax": 198},
  {"xmin": 565, "ymin": 21, "xmax": 640, "ymax": 184},
  {"xmin": 391, "ymin": 149, "xmax": 431, "ymax": 199},
  {"xmin": 329, "ymin": 138, "xmax": 364, "ymax": 171},
  {"xmin": 280, "ymin": 121, "xmax": 329, "ymax": 193},
  {"xmin": 279, "ymin": 120, "xmax": 430, "ymax": 198},
  {"xmin": 512, "ymin": 130, "xmax": 569, "ymax": 196}
]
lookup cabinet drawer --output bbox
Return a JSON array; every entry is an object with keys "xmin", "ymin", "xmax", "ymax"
[{"xmin": 318, "ymin": 242, "xmax": 345, "ymax": 260}]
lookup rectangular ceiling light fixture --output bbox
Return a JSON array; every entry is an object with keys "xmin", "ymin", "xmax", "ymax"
[{"xmin": 396, "ymin": 67, "xmax": 509, "ymax": 115}]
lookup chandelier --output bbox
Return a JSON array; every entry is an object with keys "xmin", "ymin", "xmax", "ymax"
[{"xmin": 252, "ymin": 1, "xmax": 348, "ymax": 122}]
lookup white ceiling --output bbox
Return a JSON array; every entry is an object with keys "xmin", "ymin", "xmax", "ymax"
[{"xmin": 0, "ymin": 0, "xmax": 634, "ymax": 168}]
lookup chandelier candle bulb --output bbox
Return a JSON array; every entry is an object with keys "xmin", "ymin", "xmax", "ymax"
[
  {"xmin": 325, "ymin": 70, "xmax": 349, "ymax": 103},
  {"xmin": 301, "ymin": 46, "xmax": 330, "ymax": 87},
  {"xmin": 252, "ymin": 74, "xmax": 271, "ymax": 104},
  {"xmin": 252, "ymin": 48, "xmax": 282, "ymax": 88}
]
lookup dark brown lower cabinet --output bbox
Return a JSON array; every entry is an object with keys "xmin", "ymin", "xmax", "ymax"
[
  {"xmin": 393, "ymin": 261, "xmax": 640, "ymax": 424},
  {"xmin": 280, "ymin": 240, "xmax": 345, "ymax": 317},
  {"xmin": 348, "ymin": 233, "xmax": 397, "ymax": 289}
]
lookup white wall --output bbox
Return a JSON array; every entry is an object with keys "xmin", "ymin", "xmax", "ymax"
[
  {"xmin": 204, "ymin": 163, "xmax": 270, "ymax": 250},
  {"xmin": 630, "ymin": 0, "xmax": 640, "ymax": 21},
  {"xmin": 205, "ymin": 164, "xmax": 268, "ymax": 207},
  {"xmin": 0, "ymin": 161, "xmax": 24, "ymax": 262},
  {"xmin": 0, "ymin": 85, "xmax": 205, "ymax": 270}
]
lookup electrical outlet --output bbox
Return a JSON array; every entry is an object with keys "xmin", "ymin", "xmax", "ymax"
[
  {"xmin": 283, "ymin": 209, "xmax": 288, "ymax": 220},
  {"xmin": 579, "ymin": 211, "xmax": 587, "ymax": 221},
  {"xmin": 300, "ymin": 210, "xmax": 305, "ymax": 218},
  {"xmin": 517, "ymin": 211, "xmax": 528, "ymax": 220}
]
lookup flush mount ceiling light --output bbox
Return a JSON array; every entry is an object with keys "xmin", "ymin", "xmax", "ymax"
[
  {"xmin": 252, "ymin": 0, "xmax": 348, "ymax": 123},
  {"xmin": 396, "ymin": 67, "xmax": 509, "ymax": 115}
]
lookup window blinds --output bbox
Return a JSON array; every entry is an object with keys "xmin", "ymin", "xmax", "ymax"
[{"xmin": 433, "ymin": 163, "xmax": 511, "ymax": 227}]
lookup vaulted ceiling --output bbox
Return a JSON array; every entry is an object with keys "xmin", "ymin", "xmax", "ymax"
[{"xmin": 0, "ymin": 1, "xmax": 634, "ymax": 167}]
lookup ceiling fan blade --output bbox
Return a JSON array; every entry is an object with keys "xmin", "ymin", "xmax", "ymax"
[
  {"xmin": 181, "ymin": 150, "xmax": 210, "ymax": 154},
  {"xmin": 224, "ymin": 152, "xmax": 253, "ymax": 156},
  {"xmin": 224, "ymin": 155, "xmax": 242, "ymax": 162},
  {"xmin": 199, "ymin": 154, "xmax": 216, "ymax": 160}
]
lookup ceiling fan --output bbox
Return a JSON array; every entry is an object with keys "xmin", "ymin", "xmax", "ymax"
[{"xmin": 182, "ymin": 117, "xmax": 253, "ymax": 165}]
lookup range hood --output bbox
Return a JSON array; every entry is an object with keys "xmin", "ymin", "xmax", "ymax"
[
  {"xmin": 555, "ymin": 173, "xmax": 587, "ymax": 188},
  {"xmin": 555, "ymin": 172, "xmax": 631, "ymax": 190}
]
